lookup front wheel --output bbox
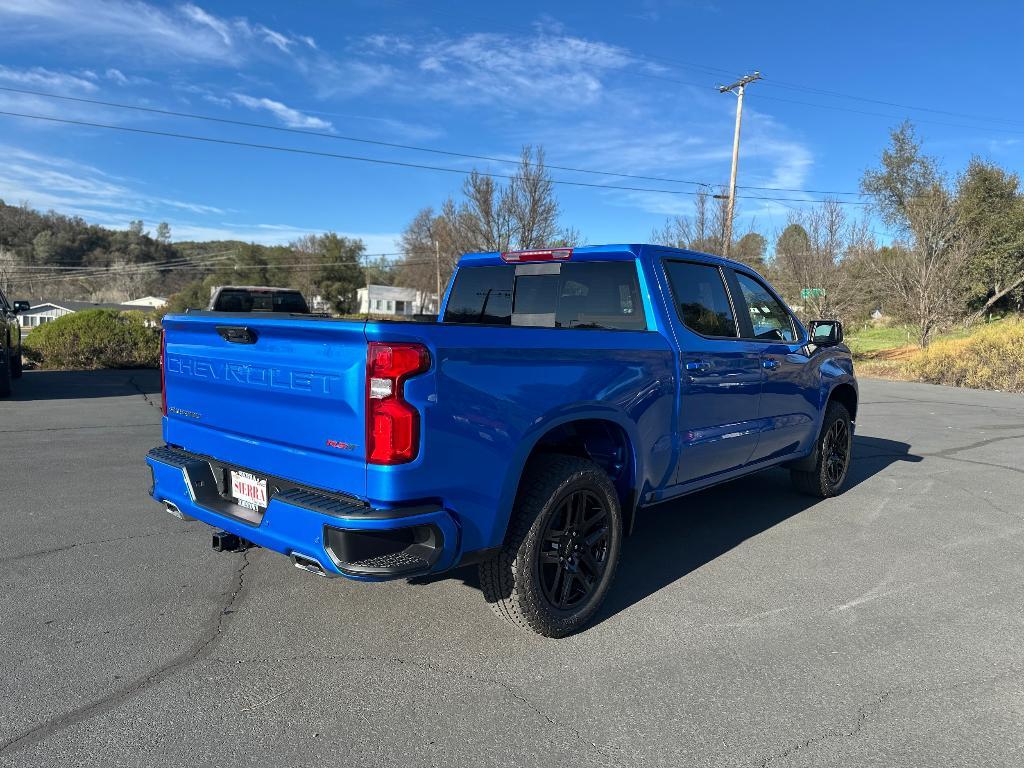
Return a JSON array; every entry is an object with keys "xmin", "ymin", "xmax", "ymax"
[
  {"xmin": 479, "ymin": 454, "xmax": 623, "ymax": 638},
  {"xmin": 791, "ymin": 401, "xmax": 852, "ymax": 498}
]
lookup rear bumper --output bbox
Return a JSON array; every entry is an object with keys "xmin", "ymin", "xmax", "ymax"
[{"xmin": 146, "ymin": 445, "xmax": 460, "ymax": 580}]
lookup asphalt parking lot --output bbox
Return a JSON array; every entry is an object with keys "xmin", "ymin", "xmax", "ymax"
[{"xmin": 1, "ymin": 369, "xmax": 1022, "ymax": 767}]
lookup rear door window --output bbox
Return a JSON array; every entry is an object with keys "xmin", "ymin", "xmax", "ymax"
[{"xmin": 663, "ymin": 261, "xmax": 738, "ymax": 337}]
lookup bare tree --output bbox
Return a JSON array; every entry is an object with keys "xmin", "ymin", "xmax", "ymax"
[
  {"xmin": 398, "ymin": 207, "xmax": 459, "ymax": 312},
  {"xmin": 650, "ymin": 188, "xmax": 732, "ymax": 255},
  {"xmin": 397, "ymin": 145, "xmax": 568, "ymax": 307},
  {"xmin": 507, "ymin": 146, "xmax": 559, "ymax": 249},
  {"xmin": 866, "ymin": 186, "xmax": 974, "ymax": 346},
  {"xmin": 89, "ymin": 258, "xmax": 156, "ymax": 303}
]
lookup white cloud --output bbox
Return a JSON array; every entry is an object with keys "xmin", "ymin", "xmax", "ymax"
[
  {"xmin": 0, "ymin": 65, "xmax": 97, "ymax": 92},
  {"xmin": 231, "ymin": 94, "xmax": 333, "ymax": 130},
  {"xmin": 0, "ymin": 143, "xmax": 401, "ymax": 250},
  {"xmin": 179, "ymin": 3, "xmax": 232, "ymax": 47},
  {"xmin": 257, "ymin": 25, "xmax": 293, "ymax": 53},
  {"xmin": 0, "ymin": 144, "xmax": 223, "ymax": 221},
  {"xmin": 403, "ymin": 31, "xmax": 637, "ymax": 110},
  {"xmin": 105, "ymin": 67, "xmax": 128, "ymax": 85},
  {"xmin": 0, "ymin": 1, "xmax": 308, "ymax": 66}
]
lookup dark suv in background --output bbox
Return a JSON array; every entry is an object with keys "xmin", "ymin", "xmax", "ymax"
[{"xmin": 0, "ymin": 290, "xmax": 29, "ymax": 397}]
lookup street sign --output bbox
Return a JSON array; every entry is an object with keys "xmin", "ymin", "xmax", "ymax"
[{"xmin": 801, "ymin": 288, "xmax": 826, "ymax": 299}]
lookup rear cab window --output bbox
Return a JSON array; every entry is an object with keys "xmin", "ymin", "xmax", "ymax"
[{"xmin": 443, "ymin": 260, "xmax": 646, "ymax": 331}]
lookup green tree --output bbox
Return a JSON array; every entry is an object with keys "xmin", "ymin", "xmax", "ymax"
[
  {"xmin": 364, "ymin": 255, "xmax": 397, "ymax": 286},
  {"xmin": 860, "ymin": 121, "xmax": 940, "ymax": 232},
  {"xmin": 956, "ymin": 158, "xmax": 1024, "ymax": 318},
  {"xmin": 733, "ymin": 231, "xmax": 767, "ymax": 270},
  {"xmin": 310, "ymin": 233, "xmax": 365, "ymax": 313},
  {"xmin": 775, "ymin": 223, "xmax": 810, "ymax": 263},
  {"xmin": 166, "ymin": 280, "xmax": 213, "ymax": 313},
  {"xmin": 32, "ymin": 230, "xmax": 56, "ymax": 263},
  {"xmin": 155, "ymin": 222, "xmax": 171, "ymax": 243}
]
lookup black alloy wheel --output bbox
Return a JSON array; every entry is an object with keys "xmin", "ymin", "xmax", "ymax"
[{"xmin": 538, "ymin": 489, "xmax": 612, "ymax": 612}]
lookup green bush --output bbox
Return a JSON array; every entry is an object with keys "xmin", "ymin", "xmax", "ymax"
[
  {"xmin": 24, "ymin": 309, "xmax": 161, "ymax": 370},
  {"xmin": 905, "ymin": 319, "xmax": 1024, "ymax": 392}
]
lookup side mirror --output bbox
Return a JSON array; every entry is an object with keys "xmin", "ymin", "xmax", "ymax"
[
  {"xmin": 808, "ymin": 319, "xmax": 844, "ymax": 346},
  {"xmin": 12, "ymin": 300, "xmax": 31, "ymax": 314}
]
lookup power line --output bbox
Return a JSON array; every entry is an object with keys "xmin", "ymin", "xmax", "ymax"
[
  {"xmin": 0, "ymin": 110, "xmax": 869, "ymax": 205},
  {"xmin": 2, "ymin": 251, "xmax": 240, "ymax": 273},
  {"xmin": 0, "ymin": 85, "xmax": 863, "ymax": 196},
  {"xmin": 410, "ymin": 5, "xmax": 1024, "ymax": 132}
]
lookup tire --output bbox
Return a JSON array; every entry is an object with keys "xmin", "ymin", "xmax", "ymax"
[
  {"xmin": 479, "ymin": 454, "xmax": 623, "ymax": 638},
  {"xmin": 0, "ymin": 348, "xmax": 11, "ymax": 398},
  {"xmin": 11, "ymin": 346, "xmax": 22, "ymax": 379},
  {"xmin": 791, "ymin": 401, "xmax": 852, "ymax": 498}
]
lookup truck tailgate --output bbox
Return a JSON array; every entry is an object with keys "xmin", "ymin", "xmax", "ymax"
[{"xmin": 162, "ymin": 313, "xmax": 367, "ymax": 497}]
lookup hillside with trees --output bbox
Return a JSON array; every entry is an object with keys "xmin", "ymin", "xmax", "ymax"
[{"xmin": 0, "ymin": 202, "xmax": 379, "ymax": 313}]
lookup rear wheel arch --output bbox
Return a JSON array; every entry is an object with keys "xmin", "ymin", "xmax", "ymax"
[{"xmin": 502, "ymin": 416, "xmax": 641, "ymax": 544}]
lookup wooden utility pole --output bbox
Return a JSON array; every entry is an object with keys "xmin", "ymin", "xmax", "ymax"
[{"xmin": 719, "ymin": 71, "xmax": 761, "ymax": 256}]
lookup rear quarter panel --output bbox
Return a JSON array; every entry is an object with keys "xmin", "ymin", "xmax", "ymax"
[{"xmin": 364, "ymin": 321, "xmax": 677, "ymax": 554}]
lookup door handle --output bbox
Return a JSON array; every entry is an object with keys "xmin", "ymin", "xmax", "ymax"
[
  {"xmin": 685, "ymin": 360, "xmax": 711, "ymax": 373},
  {"xmin": 762, "ymin": 359, "xmax": 779, "ymax": 370}
]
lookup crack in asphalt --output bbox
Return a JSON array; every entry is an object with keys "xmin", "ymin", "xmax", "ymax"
[
  {"xmin": 0, "ymin": 552, "xmax": 250, "ymax": 758},
  {"xmin": 0, "ymin": 423, "xmax": 157, "ymax": 434},
  {"xmin": 207, "ymin": 652, "xmax": 630, "ymax": 766},
  {"xmin": 0, "ymin": 529, "xmax": 184, "ymax": 565},
  {"xmin": 754, "ymin": 667, "xmax": 1024, "ymax": 767},
  {"xmin": 852, "ymin": 431, "xmax": 1024, "ymax": 474},
  {"xmin": 758, "ymin": 689, "xmax": 897, "ymax": 768},
  {"xmin": 861, "ymin": 394, "xmax": 1024, "ymax": 412},
  {"xmin": 126, "ymin": 374, "xmax": 161, "ymax": 412}
]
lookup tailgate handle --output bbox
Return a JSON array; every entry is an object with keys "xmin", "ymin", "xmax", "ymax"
[{"xmin": 217, "ymin": 326, "xmax": 258, "ymax": 344}]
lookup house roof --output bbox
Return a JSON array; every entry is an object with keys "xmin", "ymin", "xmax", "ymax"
[
  {"xmin": 358, "ymin": 284, "xmax": 429, "ymax": 300},
  {"xmin": 24, "ymin": 299, "xmax": 158, "ymax": 313}
]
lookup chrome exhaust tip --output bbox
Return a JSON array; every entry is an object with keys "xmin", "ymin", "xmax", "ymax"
[
  {"xmin": 291, "ymin": 552, "xmax": 335, "ymax": 578},
  {"xmin": 163, "ymin": 500, "xmax": 194, "ymax": 521}
]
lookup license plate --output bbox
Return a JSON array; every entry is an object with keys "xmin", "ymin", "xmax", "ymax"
[{"xmin": 230, "ymin": 470, "xmax": 267, "ymax": 511}]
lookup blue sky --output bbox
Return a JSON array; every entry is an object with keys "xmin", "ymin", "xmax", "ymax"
[{"xmin": 0, "ymin": 0, "xmax": 1021, "ymax": 255}]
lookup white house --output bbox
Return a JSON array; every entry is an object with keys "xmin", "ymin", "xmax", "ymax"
[
  {"xmin": 121, "ymin": 296, "xmax": 168, "ymax": 308},
  {"xmin": 18, "ymin": 299, "xmax": 160, "ymax": 334},
  {"xmin": 357, "ymin": 285, "xmax": 437, "ymax": 316}
]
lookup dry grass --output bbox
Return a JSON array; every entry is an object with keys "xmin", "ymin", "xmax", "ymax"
[{"xmin": 904, "ymin": 319, "xmax": 1024, "ymax": 392}]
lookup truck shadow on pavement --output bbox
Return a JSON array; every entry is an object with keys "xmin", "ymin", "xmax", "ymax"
[
  {"xmin": 415, "ymin": 435, "xmax": 922, "ymax": 629},
  {"xmin": 10, "ymin": 368, "xmax": 161, "ymax": 401},
  {"xmin": 592, "ymin": 435, "xmax": 922, "ymax": 627}
]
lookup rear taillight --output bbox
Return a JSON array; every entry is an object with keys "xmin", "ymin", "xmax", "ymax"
[
  {"xmin": 501, "ymin": 248, "xmax": 573, "ymax": 262},
  {"xmin": 160, "ymin": 329, "xmax": 167, "ymax": 416},
  {"xmin": 366, "ymin": 342, "xmax": 430, "ymax": 465}
]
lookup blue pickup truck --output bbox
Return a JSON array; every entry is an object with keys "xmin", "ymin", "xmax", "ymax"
[{"xmin": 147, "ymin": 244, "xmax": 856, "ymax": 637}]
